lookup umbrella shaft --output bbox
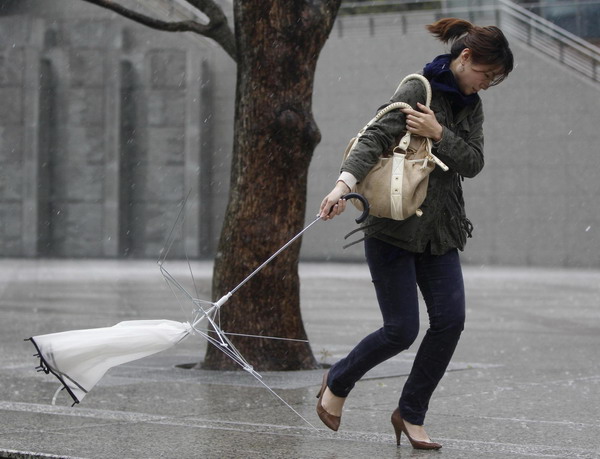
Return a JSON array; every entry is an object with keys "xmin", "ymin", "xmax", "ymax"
[{"xmin": 214, "ymin": 215, "xmax": 322, "ymax": 307}]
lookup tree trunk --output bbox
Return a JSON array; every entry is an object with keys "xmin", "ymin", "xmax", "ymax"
[{"xmin": 204, "ymin": 0, "xmax": 341, "ymax": 371}]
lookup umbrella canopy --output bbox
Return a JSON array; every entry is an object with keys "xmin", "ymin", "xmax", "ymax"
[{"xmin": 28, "ymin": 320, "xmax": 192, "ymax": 404}]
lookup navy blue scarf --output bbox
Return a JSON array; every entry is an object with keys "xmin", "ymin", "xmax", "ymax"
[{"xmin": 422, "ymin": 54, "xmax": 479, "ymax": 110}]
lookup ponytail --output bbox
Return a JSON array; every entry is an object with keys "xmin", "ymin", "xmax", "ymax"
[
  {"xmin": 427, "ymin": 18, "xmax": 474, "ymax": 44},
  {"xmin": 427, "ymin": 18, "xmax": 514, "ymax": 84}
]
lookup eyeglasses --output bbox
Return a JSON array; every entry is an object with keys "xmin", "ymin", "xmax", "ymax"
[{"xmin": 470, "ymin": 65, "xmax": 504, "ymax": 86}]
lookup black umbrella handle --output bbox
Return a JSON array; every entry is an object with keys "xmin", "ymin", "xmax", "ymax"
[{"xmin": 342, "ymin": 193, "xmax": 370, "ymax": 224}]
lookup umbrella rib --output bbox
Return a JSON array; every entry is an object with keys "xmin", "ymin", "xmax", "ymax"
[
  {"xmin": 186, "ymin": 251, "xmax": 201, "ymax": 300},
  {"xmin": 250, "ymin": 372, "xmax": 318, "ymax": 430},
  {"xmin": 161, "ymin": 265, "xmax": 213, "ymax": 315},
  {"xmin": 156, "ymin": 191, "xmax": 319, "ymax": 429},
  {"xmin": 161, "ymin": 266, "xmax": 202, "ymax": 321},
  {"xmin": 200, "ymin": 330, "xmax": 309, "ymax": 343},
  {"xmin": 198, "ymin": 325, "xmax": 317, "ymax": 430},
  {"xmin": 197, "ymin": 328, "xmax": 257, "ymax": 375},
  {"xmin": 27, "ymin": 337, "xmax": 82, "ymax": 406},
  {"xmin": 157, "ymin": 189, "xmax": 192, "ymax": 266}
]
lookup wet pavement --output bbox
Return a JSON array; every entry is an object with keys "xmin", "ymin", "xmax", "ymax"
[{"xmin": 1, "ymin": 259, "xmax": 599, "ymax": 458}]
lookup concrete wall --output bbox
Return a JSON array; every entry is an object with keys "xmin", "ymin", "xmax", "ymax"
[
  {"xmin": 0, "ymin": 0, "xmax": 236, "ymax": 258},
  {"xmin": 1, "ymin": 2, "xmax": 599, "ymax": 268}
]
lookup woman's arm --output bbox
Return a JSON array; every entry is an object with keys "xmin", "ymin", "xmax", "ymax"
[
  {"xmin": 431, "ymin": 102, "xmax": 485, "ymax": 178},
  {"xmin": 341, "ymin": 79, "xmax": 427, "ymax": 181}
]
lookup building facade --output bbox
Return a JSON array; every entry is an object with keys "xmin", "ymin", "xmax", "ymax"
[{"xmin": 1, "ymin": 0, "xmax": 600, "ymax": 267}]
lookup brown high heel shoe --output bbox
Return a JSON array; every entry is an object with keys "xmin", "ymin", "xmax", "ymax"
[
  {"xmin": 391, "ymin": 408, "xmax": 442, "ymax": 450},
  {"xmin": 316, "ymin": 372, "xmax": 341, "ymax": 431}
]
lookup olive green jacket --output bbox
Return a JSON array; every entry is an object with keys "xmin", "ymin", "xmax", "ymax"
[{"xmin": 341, "ymin": 78, "xmax": 484, "ymax": 255}]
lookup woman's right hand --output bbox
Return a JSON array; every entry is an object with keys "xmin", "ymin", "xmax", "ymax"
[{"xmin": 320, "ymin": 181, "xmax": 351, "ymax": 220}]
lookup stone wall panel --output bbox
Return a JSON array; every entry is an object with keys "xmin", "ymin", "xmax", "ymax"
[
  {"xmin": 69, "ymin": 49, "xmax": 105, "ymax": 88},
  {"xmin": 66, "ymin": 126, "xmax": 105, "ymax": 164},
  {"xmin": 0, "ymin": 203, "xmax": 22, "ymax": 255},
  {"xmin": 66, "ymin": 19, "xmax": 121, "ymax": 48},
  {"xmin": 51, "ymin": 163, "xmax": 104, "ymax": 201},
  {"xmin": 130, "ymin": 164, "xmax": 185, "ymax": 202},
  {"xmin": 0, "ymin": 49, "xmax": 25, "ymax": 85},
  {"xmin": 0, "ymin": 88, "xmax": 23, "ymax": 125},
  {"xmin": 50, "ymin": 202, "xmax": 103, "ymax": 256},
  {"xmin": 0, "ymin": 126, "xmax": 23, "ymax": 162},
  {"xmin": 0, "ymin": 163, "xmax": 23, "ymax": 201},
  {"xmin": 147, "ymin": 127, "xmax": 185, "ymax": 165},
  {"xmin": 149, "ymin": 49, "xmax": 186, "ymax": 88},
  {"xmin": 147, "ymin": 90, "xmax": 186, "ymax": 127},
  {"xmin": 67, "ymin": 88, "xmax": 104, "ymax": 125}
]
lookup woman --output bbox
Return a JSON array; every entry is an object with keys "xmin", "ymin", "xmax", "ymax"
[{"xmin": 316, "ymin": 18, "xmax": 513, "ymax": 449}]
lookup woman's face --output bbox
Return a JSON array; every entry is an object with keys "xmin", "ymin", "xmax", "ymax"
[{"xmin": 453, "ymin": 50, "xmax": 504, "ymax": 95}]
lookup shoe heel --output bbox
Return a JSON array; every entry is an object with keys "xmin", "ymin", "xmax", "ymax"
[
  {"xmin": 391, "ymin": 410, "xmax": 402, "ymax": 446},
  {"xmin": 394, "ymin": 429, "xmax": 402, "ymax": 446},
  {"xmin": 390, "ymin": 408, "xmax": 442, "ymax": 450},
  {"xmin": 316, "ymin": 372, "xmax": 326, "ymax": 398}
]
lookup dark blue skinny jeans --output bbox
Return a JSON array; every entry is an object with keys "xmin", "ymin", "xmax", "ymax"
[{"xmin": 328, "ymin": 237, "xmax": 466, "ymax": 425}]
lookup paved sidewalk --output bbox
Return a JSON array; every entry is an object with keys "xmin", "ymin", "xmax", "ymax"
[{"xmin": 1, "ymin": 259, "xmax": 599, "ymax": 458}]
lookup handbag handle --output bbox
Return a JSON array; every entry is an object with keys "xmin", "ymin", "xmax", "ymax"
[
  {"xmin": 357, "ymin": 74, "xmax": 432, "ymax": 138},
  {"xmin": 396, "ymin": 74, "xmax": 432, "ymax": 107},
  {"xmin": 394, "ymin": 74, "xmax": 431, "ymax": 151},
  {"xmin": 352, "ymin": 74, "xmax": 448, "ymax": 172}
]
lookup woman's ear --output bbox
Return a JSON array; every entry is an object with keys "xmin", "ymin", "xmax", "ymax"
[{"xmin": 460, "ymin": 48, "xmax": 472, "ymax": 64}]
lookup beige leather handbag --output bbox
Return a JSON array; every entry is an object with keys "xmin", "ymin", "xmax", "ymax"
[{"xmin": 343, "ymin": 74, "xmax": 448, "ymax": 220}]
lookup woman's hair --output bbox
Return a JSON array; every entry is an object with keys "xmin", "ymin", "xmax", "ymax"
[{"xmin": 427, "ymin": 18, "xmax": 514, "ymax": 85}]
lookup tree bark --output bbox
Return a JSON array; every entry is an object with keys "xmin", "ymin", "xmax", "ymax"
[{"xmin": 204, "ymin": 0, "xmax": 341, "ymax": 371}]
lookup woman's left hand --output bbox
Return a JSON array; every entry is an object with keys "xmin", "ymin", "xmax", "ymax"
[
  {"xmin": 402, "ymin": 103, "xmax": 443, "ymax": 142},
  {"xmin": 319, "ymin": 181, "xmax": 350, "ymax": 220}
]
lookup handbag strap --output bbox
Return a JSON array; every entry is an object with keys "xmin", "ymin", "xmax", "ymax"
[
  {"xmin": 349, "ymin": 73, "xmax": 449, "ymax": 171},
  {"xmin": 355, "ymin": 73, "xmax": 431, "ymax": 145},
  {"xmin": 395, "ymin": 74, "xmax": 432, "ymax": 107},
  {"xmin": 356, "ymin": 101, "xmax": 412, "ymax": 138},
  {"xmin": 390, "ymin": 74, "xmax": 432, "ymax": 152}
]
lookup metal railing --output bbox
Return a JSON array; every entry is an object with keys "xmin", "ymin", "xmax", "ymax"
[
  {"xmin": 513, "ymin": 1, "xmax": 600, "ymax": 42},
  {"xmin": 498, "ymin": 0, "xmax": 600, "ymax": 83},
  {"xmin": 339, "ymin": 0, "xmax": 600, "ymax": 85},
  {"xmin": 141, "ymin": 0, "xmax": 600, "ymax": 85}
]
